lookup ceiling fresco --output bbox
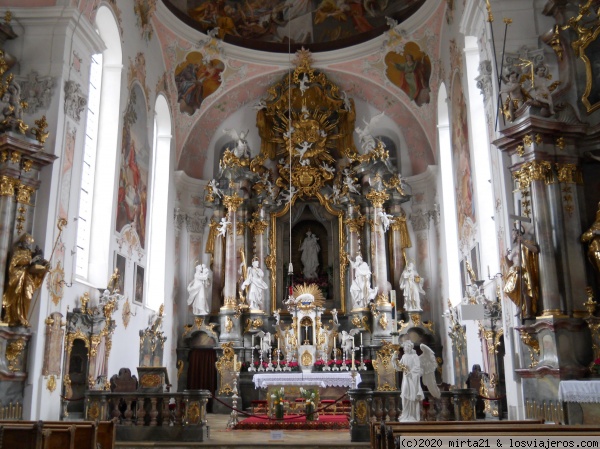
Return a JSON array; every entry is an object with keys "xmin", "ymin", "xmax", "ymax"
[{"xmin": 162, "ymin": 0, "xmax": 427, "ymax": 52}]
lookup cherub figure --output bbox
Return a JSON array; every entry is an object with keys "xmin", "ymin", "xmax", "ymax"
[
  {"xmin": 217, "ymin": 216, "xmax": 230, "ymax": 238},
  {"xmin": 343, "ymin": 170, "xmax": 360, "ymax": 194},
  {"xmin": 296, "ymin": 141, "xmax": 312, "ymax": 160},
  {"xmin": 500, "ymin": 70, "xmax": 525, "ymax": 121},
  {"xmin": 299, "ymin": 73, "xmax": 309, "ymax": 95},
  {"xmin": 379, "ymin": 210, "xmax": 394, "ymax": 232},
  {"xmin": 280, "ymin": 186, "xmax": 297, "ymax": 204},
  {"xmin": 526, "ymin": 65, "xmax": 557, "ymax": 115},
  {"xmin": 340, "ymin": 329, "xmax": 360, "ymax": 358},
  {"xmin": 208, "ymin": 179, "xmax": 223, "ymax": 198}
]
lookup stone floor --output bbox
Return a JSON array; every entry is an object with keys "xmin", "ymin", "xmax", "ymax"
[{"xmin": 115, "ymin": 413, "xmax": 370, "ymax": 449}]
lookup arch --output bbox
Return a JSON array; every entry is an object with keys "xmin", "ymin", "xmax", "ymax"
[{"xmin": 177, "ymin": 69, "xmax": 435, "ymax": 179}]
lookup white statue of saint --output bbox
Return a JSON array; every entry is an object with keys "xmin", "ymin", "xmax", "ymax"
[
  {"xmin": 396, "ymin": 341, "xmax": 440, "ymax": 422},
  {"xmin": 299, "ymin": 230, "xmax": 320, "ymax": 279},
  {"xmin": 241, "ymin": 258, "xmax": 268, "ymax": 311},
  {"xmin": 187, "ymin": 264, "xmax": 212, "ymax": 315},
  {"xmin": 399, "ymin": 262, "xmax": 425, "ymax": 311},
  {"xmin": 349, "ymin": 255, "xmax": 378, "ymax": 309},
  {"xmin": 261, "ymin": 331, "xmax": 272, "ymax": 358}
]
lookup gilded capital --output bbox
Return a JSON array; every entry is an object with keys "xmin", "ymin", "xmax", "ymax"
[
  {"xmin": 556, "ymin": 163, "xmax": 581, "ymax": 184},
  {"xmin": 365, "ymin": 189, "xmax": 389, "ymax": 208},
  {"xmin": 248, "ymin": 217, "xmax": 268, "ymax": 235},
  {"xmin": 16, "ymin": 184, "xmax": 35, "ymax": 205},
  {"xmin": 0, "ymin": 175, "xmax": 17, "ymax": 196},
  {"xmin": 345, "ymin": 214, "xmax": 366, "ymax": 233},
  {"xmin": 223, "ymin": 193, "xmax": 244, "ymax": 213}
]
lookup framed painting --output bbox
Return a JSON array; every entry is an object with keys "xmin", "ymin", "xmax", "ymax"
[
  {"xmin": 134, "ymin": 264, "xmax": 145, "ymax": 305},
  {"xmin": 579, "ymin": 25, "xmax": 600, "ymax": 113},
  {"xmin": 114, "ymin": 253, "xmax": 126, "ymax": 295}
]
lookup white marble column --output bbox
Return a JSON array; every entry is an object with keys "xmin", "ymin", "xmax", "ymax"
[{"xmin": 365, "ymin": 189, "xmax": 391, "ymax": 297}]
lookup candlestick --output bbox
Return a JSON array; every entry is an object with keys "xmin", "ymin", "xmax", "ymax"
[
  {"xmin": 360, "ymin": 332, "xmax": 363, "ymax": 347},
  {"xmin": 234, "ymin": 354, "xmax": 237, "ymax": 370}
]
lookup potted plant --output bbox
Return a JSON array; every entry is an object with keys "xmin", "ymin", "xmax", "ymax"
[
  {"xmin": 271, "ymin": 387, "xmax": 285, "ymax": 420},
  {"xmin": 300, "ymin": 387, "xmax": 318, "ymax": 421}
]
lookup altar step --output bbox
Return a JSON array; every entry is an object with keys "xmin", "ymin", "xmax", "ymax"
[{"xmin": 114, "ymin": 414, "xmax": 369, "ymax": 449}]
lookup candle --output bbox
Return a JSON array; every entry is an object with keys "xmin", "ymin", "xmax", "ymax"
[
  {"xmin": 278, "ymin": 337, "xmax": 280, "ymax": 350},
  {"xmin": 360, "ymin": 332, "xmax": 363, "ymax": 347},
  {"xmin": 333, "ymin": 335, "xmax": 336, "ymax": 349},
  {"xmin": 234, "ymin": 354, "xmax": 237, "ymax": 368},
  {"xmin": 487, "ymin": 265, "xmax": 491, "ymax": 279},
  {"xmin": 352, "ymin": 350, "xmax": 355, "ymax": 368},
  {"xmin": 252, "ymin": 335, "xmax": 255, "ymax": 348}
]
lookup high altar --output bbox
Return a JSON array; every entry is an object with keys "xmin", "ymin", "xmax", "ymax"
[{"xmin": 176, "ymin": 50, "xmax": 442, "ymax": 413}]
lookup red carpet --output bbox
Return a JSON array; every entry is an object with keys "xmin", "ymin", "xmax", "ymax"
[{"xmin": 233, "ymin": 414, "xmax": 350, "ymax": 430}]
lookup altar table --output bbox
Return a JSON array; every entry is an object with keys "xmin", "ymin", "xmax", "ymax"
[
  {"xmin": 558, "ymin": 380, "xmax": 600, "ymax": 425},
  {"xmin": 252, "ymin": 372, "xmax": 361, "ymax": 417},
  {"xmin": 252, "ymin": 372, "xmax": 361, "ymax": 389}
]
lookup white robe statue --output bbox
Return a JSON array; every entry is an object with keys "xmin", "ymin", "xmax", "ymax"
[
  {"xmin": 299, "ymin": 231, "xmax": 320, "ymax": 279},
  {"xmin": 400, "ymin": 262, "xmax": 425, "ymax": 311},
  {"xmin": 241, "ymin": 259, "xmax": 268, "ymax": 311},
  {"xmin": 187, "ymin": 264, "xmax": 211, "ymax": 315},
  {"xmin": 349, "ymin": 255, "xmax": 378, "ymax": 309}
]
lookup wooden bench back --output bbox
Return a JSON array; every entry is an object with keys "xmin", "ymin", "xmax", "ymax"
[{"xmin": 0, "ymin": 420, "xmax": 114, "ymax": 449}]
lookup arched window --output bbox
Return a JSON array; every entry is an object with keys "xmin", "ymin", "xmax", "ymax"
[
  {"xmin": 437, "ymin": 83, "xmax": 462, "ymax": 307},
  {"xmin": 75, "ymin": 6, "xmax": 122, "ymax": 285},
  {"xmin": 146, "ymin": 95, "xmax": 172, "ymax": 311}
]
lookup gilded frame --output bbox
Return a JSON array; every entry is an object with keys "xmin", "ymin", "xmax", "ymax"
[
  {"xmin": 579, "ymin": 25, "xmax": 600, "ymax": 113},
  {"xmin": 269, "ymin": 192, "xmax": 346, "ymax": 314}
]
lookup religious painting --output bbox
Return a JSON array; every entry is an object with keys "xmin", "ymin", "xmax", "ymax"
[
  {"xmin": 115, "ymin": 85, "xmax": 150, "ymax": 248},
  {"xmin": 384, "ymin": 42, "xmax": 432, "ymax": 106},
  {"xmin": 450, "ymin": 73, "xmax": 476, "ymax": 248},
  {"xmin": 134, "ymin": 264, "xmax": 145, "ymax": 305},
  {"xmin": 470, "ymin": 244, "xmax": 480, "ymax": 281},
  {"xmin": 579, "ymin": 25, "xmax": 600, "ymax": 113},
  {"xmin": 174, "ymin": 52, "xmax": 224, "ymax": 115},
  {"xmin": 163, "ymin": 0, "xmax": 426, "ymax": 52},
  {"xmin": 114, "ymin": 253, "xmax": 126, "ymax": 295}
]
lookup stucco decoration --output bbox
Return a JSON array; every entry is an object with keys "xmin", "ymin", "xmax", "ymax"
[
  {"xmin": 127, "ymin": 53, "xmax": 151, "ymax": 110},
  {"xmin": 63, "ymin": 80, "xmax": 87, "ymax": 123},
  {"xmin": 18, "ymin": 71, "xmax": 54, "ymax": 114},
  {"xmin": 134, "ymin": 0, "xmax": 157, "ymax": 42}
]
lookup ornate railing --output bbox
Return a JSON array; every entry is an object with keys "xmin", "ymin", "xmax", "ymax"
[{"xmin": 84, "ymin": 389, "xmax": 211, "ymax": 442}]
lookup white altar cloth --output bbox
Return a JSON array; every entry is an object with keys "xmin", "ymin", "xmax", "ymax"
[
  {"xmin": 252, "ymin": 372, "xmax": 361, "ymax": 389},
  {"xmin": 558, "ymin": 380, "xmax": 600, "ymax": 403}
]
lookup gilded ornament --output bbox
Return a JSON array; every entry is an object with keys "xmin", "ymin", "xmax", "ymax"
[
  {"xmin": 516, "ymin": 145, "xmax": 525, "ymax": 156},
  {"xmin": 195, "ymin": 317, "xmax": 204, "ymax": 328},
  {"xmin": 140, "ymin": 373, "xmax": 162, "ymax": 388},
  {"xmin": 365, "ymin": 189, "xmax": 389, "ymax": 208},
  {"xmin": 187, "ymin": 402, "xmax": 201, "ymax": 424},
  {"xmin": 378, "ymin": 314, "xmax": 388, "ymax": 330},
  {"xmin": 383, "ymin": 174, "xmax": 407, "ymax": 195},
  {"xmin": 423, "ymin": 321, "xmax": 434, "ymax": 334},
  {"xmin": 523, "ymin": 134, "xmax": 533, "ymax": 147},
  {"xmin": 556, "ymin": 137, "xmax": 565, "ymax": 151},
  {"xmin": 46, "ymin": 375, "xmax": 57, "ymax": 393},
  {"xmin": 47, "ymin": 261, "xmax": 65, "ymax": 305},
  {"xmin": 21, "ymin": 159, "xmax": 33, "ymax": 172},
  {"xmin": 345, "ymin": 214, "xmax": 366, "ymax": 233},
  {"xmin": 15, "ymin": 184, "xmax": 34, "ymax": 204},
  {"xmin": 122, "ymin": 298, "xmax": 131, "ymax": 329},
  {"xmin": 518, "ymin": 330, "xmax": 540, "ymax": 368},
  {"xmin": 222, "ymin": 193, "xmax": 244, "ymax": 213},
  {"xmin": 351, "ymin": 315, "xmax": 371, "ymax": 333},
  {"xmin": 0, "ymin": 175, "xmax": 16, "ymax": 196},
  {"xmin": 301, "ymin": 350, "xmax": 313, "ymax": 366},
  {"xmin": 6, "ymin": 339, "xmax": 25, "ymax": 371},
  {"xmin": 10, "ymin": 151, "xmax": 20, "ymax": 164},
  {"xmin": 177, "ymin": 360, "xmax": 184, "ymax": 379},
  {"xmin": 87, "ymin": 401, "xmax": 100, "ymax": 421},
  {"xmin": 32, "ymin": 115, "xmax": 49, "ymax": 144},
  {"xmin": 355, "ymin": 400, "xmax": 368, "ymax": 424},
  {"xmin": 535, "ymin": 134, "xmax": 543, "ymax": 144},
  {"xmin": 460, "ymin": 398, "xmax": 474, "ymax": 420},
  {"xmin": 410, "ymin": 314, "xmax": 421, "ymax": 327},
  {"xmin": 221, "ymin": 149, "xmax": 250, "ymax": 169},
  {"xmin": 244, "ymin": 318, "xmax": 264, "ymax": 333},
  {"xmin": 556, "ymin": 163, "xmax": 581, "ymax": 184},
  {"xmin": 225, "ymin": 316, "xmax": 234, "ymax": 333}
]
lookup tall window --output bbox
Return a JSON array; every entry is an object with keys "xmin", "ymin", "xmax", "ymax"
[
  {"xmin": 146, "ymin": 95, "xmax": 172, "ymax": 311},
  {"xmin": 75, "ymin": 6, "xmax": 122, "ymax": 286},
  {"xmin": 75, "ymin": 54, "xmax": 102, "ymax": 277}
]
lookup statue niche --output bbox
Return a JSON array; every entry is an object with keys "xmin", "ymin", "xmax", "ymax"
[{"xmin": 273, "ymin": 202, "xmax": 342, "ymax": 313}]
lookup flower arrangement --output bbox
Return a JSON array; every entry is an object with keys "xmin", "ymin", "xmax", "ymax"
[
  {"xmin": 271, "ymin": 387, "xmax": 285, "ymax": 419},
  {"xmin": 300, "ymin": 388, "xmax": 318, "ymax": 421}
]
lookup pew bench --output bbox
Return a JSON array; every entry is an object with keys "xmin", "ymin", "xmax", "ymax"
[
  {"xmin": 369, "ymin": 420, "xmax": 600, "ymax": 449},
  {"xmin": 0, "ymin": 420, "xmax": 115, "ymax": 449}
]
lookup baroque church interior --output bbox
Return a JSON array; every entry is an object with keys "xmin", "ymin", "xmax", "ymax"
[{"xmin": 1, "ymin": 0, "xmax": 600, "ymax": 445}]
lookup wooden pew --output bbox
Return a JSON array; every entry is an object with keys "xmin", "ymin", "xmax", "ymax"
[
  {"xmin": 371, "ymin": 421, "xmax": 600, "ymax": 449},
  {"xmin": 96, "ymin": 421, "xmax": 116, "ymax": 449},
  {"xmin": 0, "ymin": 420, "xmax": 115, "ymax": 449}
]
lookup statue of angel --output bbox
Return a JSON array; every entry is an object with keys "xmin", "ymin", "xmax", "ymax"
[
  {"xmin": 379, "ymin": 210, "xmax": 394, "ymax": 232},
  {"xmin": 320, "ymin": 162, "xmax": 335, "ymax": 175},
  {"xmin": 260, "ymin": 331, "xmax": 272, "ymax": 359},
  {"xmin": 280, "ymin": 186, "xmax": 297, "ymax": 204},
  {"xmin": 395, "ymin": 340, "xmax": 440, "ymax": 422},
  {"xmin": 217, "ymin": 216, "xmax": 230, "ymax": 238},
  {"xmin": 355, "ymin": 111, "xmax": 385, "ymax": 154},
  {"xmin": 223, "ymin": 128, "xmax": 250, "ymax": 158},
  {"xmin": 253, "ymin": 99, "xmax": 267, "ymax": 111},
  {"xmin": 273, "ymin": 309, "xmax": 281, "ymax": 326},
  {"xmin": 283, "ymin": 126, "xmax": 295, "ymax": 139},
  {"xmin": 339, "ymin": 329, "xmax": 360, "ymax": 358},
  {"xmin": 331, "ymin": 308, "xmax": 339, "ymax": 326},
  {"xmin": 343, "ymin": 170, "xmax": 360, "ymax": 194},
  {"xmin": 341, "ymin": 91, "xmax": 352, "ymax": 111}
]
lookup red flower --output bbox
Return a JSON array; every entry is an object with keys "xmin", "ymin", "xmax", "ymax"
[{"xmin": 594, "ymin": 358, "xmax": 600, "ymax": 365}]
